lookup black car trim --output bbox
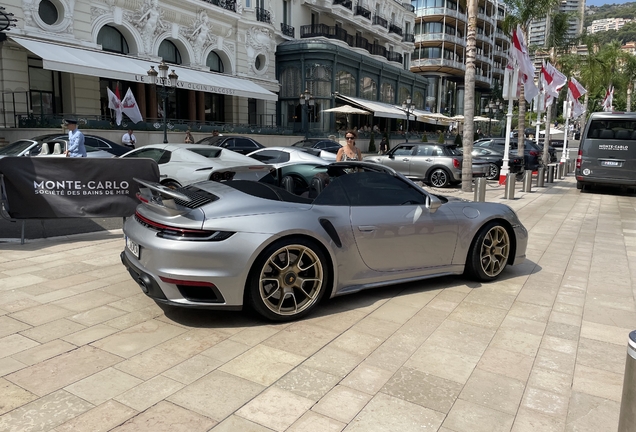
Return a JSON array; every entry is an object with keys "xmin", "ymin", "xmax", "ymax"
[{"xmin": 319, "ymin": 218, "xmax": 342, "ymax": 248}]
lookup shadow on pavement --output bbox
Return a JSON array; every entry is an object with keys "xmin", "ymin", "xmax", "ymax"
[{"xmin": 0, "ymin": 217, "xmax": 124, "ymax": 241}]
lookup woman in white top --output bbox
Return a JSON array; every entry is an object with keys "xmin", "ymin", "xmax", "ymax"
[{"xmin": 336, "ymin": 130, "xmax": 362, "ymax": 162}]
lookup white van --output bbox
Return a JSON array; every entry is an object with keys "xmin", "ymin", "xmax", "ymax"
[{"xmin": 575, "ymin": 112, "xmax": 636, "ymax": 191}]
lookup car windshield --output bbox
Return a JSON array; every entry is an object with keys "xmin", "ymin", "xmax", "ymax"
[
  {"xmin": 187, "ymin": 148, "xmax": 223, "ymax": 158},
  {"xmin": 0, "ymin": 140, "xmax": 34, "ymax": 155},
  {"xmin": 292, "ymin": 141, "xmax": 314, "ymax": 148}
]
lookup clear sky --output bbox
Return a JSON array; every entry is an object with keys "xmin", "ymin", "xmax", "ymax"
[{"xmin": 586, "ymin": 0, "xmax": 634, "ymax": 6}]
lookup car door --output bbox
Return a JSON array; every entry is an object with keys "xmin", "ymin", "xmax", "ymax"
[
  {"xmin": 340, "ymin": 172, "xmax": 458, "ymax": 271},
  {"xmin": 234, "ymin": 138, "xmax": 257, "ymax": 154},
  {"xmin": 380, "ymin": 144, "xmax": 417, "ymax": 175},
  {"xmin": 408, "ymin": 144, "xmax": 438, "ymax": 178}
]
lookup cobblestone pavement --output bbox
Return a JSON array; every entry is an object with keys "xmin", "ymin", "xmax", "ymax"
[{"xmin": 0, "ymin": 174, "xmax": 632, "ymax": 432}]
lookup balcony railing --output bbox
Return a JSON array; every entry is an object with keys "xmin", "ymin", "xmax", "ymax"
[
  {"xmin": 387, "ymin": 51, "xmax": 403, "ymax": 63},
  {"xmin": 256, "ymin": 7, "xmax": 272, "ymax": 24},
  {"xmin": 300, "ymin": 24, "xmax": 402, "ymax": 63},
  {"xmin": 389, "ymin": 23, "xmax": 403, "ymax": 36},
  {"xmin": 333, "ymin": 0, "xmax": 352, "ymax": 10},
  {"xmin": 402, "ymin": 33, "xmax": 414, "ymax": 43},
  {"xmin": 355, "ymin": 5, "xmax": 371, "ymax": 19},
  {"xmin": 281, "ymin": 23, "xmax": 295, "ymax": 38},
  {"xmin": 202, "ymin": 0, "xmax": 236, "ymax": 12},
  {"xmin": 372, "ymin": 14, "xmax": 388, "ymax": 28},
  {"xmin": 403, "ymin": 3, "xmax": 415, "ymax": 12}
]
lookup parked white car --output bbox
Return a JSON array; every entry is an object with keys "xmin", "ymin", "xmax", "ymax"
[
  {"xmin": 121, "ymin": 144, "xmax": 264, "ymax": 188},
  {"xmin": 0, "ymin": 138, "xmax": 113, "ymax": 158}
]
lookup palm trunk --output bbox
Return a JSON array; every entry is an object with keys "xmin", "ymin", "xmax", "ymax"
[
  {"xmin": 461, "ymin": 0, "xmax": 478, "ymax": 192},
  {"xmin": 628, "ymin": 83, "xmax": 632, "ymax": 112},
  {"xmin": 518, "ymin": 83, "xmax": 526, "ymax": 157}
]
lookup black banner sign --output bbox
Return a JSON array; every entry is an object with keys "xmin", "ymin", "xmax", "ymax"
[{"xmin": 0, "ymin": 157, "xmax": 159, "ymax": 219}]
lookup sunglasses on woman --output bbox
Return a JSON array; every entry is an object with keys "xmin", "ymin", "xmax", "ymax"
[{"xmin": 346, "ymin": 136, "xmax": 355, "ymax": 140}]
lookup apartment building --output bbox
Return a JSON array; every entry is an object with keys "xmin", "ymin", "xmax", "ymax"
[
  {"xmin": 528, "ymin": 0, "xmax": 584, "ymax": 47},
  {"xmin": 410, "ymin": 0, "xmax": 509, "ymax": 116},
  {"xmin": 587, "ymin": 18, "xmax": 633, "ymax": 34}
]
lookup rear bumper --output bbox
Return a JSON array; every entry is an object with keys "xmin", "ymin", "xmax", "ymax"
[{"xmin": 575, "ymin": 174, "xmax": 636, "ymax": 187}]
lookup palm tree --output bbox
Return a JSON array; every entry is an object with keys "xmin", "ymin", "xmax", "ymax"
[
  {"xmin": 502, "ymin": 0, "xmax": 561, "ymax": 157},
  {"xmin": 461, "ymin": 0, "xmax": 478, "ymax": 192}
]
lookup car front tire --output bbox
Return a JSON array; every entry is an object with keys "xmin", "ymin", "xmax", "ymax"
[
  {"xmin": 429, "ymin": 168, "xmax": 451, "ymax": 188},
  {"xmin": 246, "ymin": 238, "xmax": 329, "ymax": 321},
  {"xmin": 465, "ymin": 222, "xmax": 510, "ymax": 281}
]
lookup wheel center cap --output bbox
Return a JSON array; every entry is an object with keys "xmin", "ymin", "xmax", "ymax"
[{"xmin": 284, "ymin": 272, "xmax": 297, "ymax": 285}]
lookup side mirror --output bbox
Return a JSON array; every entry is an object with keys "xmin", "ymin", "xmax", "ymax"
[
  {"xmin": 425, "ymin": 194, "xmax": 442, "ymax": 213},
  {"xmin": 388, "ymin": 154, "xmax": 394, "ymax": 159}
]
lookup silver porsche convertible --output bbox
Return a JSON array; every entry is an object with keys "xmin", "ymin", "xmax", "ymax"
[{"xmin": 121, "ymin": 162, "xmax": 528, "ymax": 321}]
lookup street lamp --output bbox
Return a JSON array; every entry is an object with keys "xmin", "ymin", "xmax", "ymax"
[
  {"xmin": 147, "ymin": 61, "xmax": 178, "ymax": 143},
  {"xmin": 484, "ymin": 99, "xmax": 501, "ymax": 136},
  {"xmin": 402, "ymin": 97, "xmax": 415, "ymax": 142},
  {"xmin": 299, "ymin": 88, "xmax": 314, "ymax": 140}
]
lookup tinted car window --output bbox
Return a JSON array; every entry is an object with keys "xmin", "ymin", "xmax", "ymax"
[
  {"xmin": 338, "ymin": 172, "xmax": 427, "ymax": 206},
  {"xmin": 124, "ymin": 148, "xmax": 171, "ymax": 164},
  {"xmin": 236, "ymin": 138, "xmax": 257, "ymax": 148},
  {"xmin": 392, "ymin": 145, "xmax": 416, "ymax": 156},
  {"xmin": 85, "ymin": 137, "xmax": 105, "ymax": 149},
  {"xmin": 249, "ymin": 150, "xmax": 290, "ymax": 164},
  {"xmin": 197, "ymin": 136, "xmax": 224, "ymax": 146}
]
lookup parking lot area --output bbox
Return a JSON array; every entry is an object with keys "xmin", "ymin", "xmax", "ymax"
[{"xmin": 0, "ymin": 175, "xmax": 633, "ymax": 432}]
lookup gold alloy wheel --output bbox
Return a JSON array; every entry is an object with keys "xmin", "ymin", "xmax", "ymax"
[
  {"xmin": 480, "ymin": 225, "xmax": 510, "ymax": 277},
  {"xmin": 259, "ymin": 245, "xmax": 324, "ymax": 316}
]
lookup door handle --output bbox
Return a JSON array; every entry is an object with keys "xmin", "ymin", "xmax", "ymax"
[
  {"xmin": 402, "ymin": 158, "xmax": 410, "ymax": 161},
  {"xmin": 358, "ymin": 225, "xmax": 377, "ymax": 232},
  {"xmin": 425, "ymin": 158, "xmax": 433, "ymax": 162}
]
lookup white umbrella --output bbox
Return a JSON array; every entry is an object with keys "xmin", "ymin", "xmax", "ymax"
[
  {"xmin": 322, "ymin": 105, "xmax": 371, "ymax": 114},
  {"xmin": 322, "ymin": 104, "xmax": 370, "ymax": 130},
  {"xmin": 474, "ymin": 116, "xmax": 492, "ymax": 122},
  {"xmin": 539, "ymin": 127, "xmax": 564, "ymax": 136}
]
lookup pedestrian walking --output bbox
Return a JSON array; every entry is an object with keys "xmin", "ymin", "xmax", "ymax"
[
  {"xmin": 64, "ymin": 119, "xmax": 87, "ymax": 157},
  {"xmin": 379, "ymin": 136, "xmax": 389, "ymax": 154}
]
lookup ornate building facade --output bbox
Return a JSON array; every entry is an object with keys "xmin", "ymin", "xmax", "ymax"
[{"xmin": 1, "ymin": 0, "xmax": 279, "ymax": 128}]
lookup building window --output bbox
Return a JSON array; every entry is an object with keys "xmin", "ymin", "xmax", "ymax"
[
  {"xmin": 380, "ymin": 82, "xmax": 395, "ymax": 104},
  {"xmin": 97, "ymin": 25, "xmax": 129, "ymax": 54},
  {"xmin": 158, "ymin": 40, "xmax": 182, "ymax": 65},
  {"xmin": 280, "ymin": 66, "xmax": 302, "ymax": 98},
  {"xmin": 360, "ymin": 77, "xmax": 376, "ymax": 100},
  {"xmin": 38, "ymin": 0, "xmax": 58, "ymax": 25},
  {"xmin": 29, "ymin": 58, "xmax": 59, "ymax": 116},
  {"xmin": 204, "ymin": 93, "xmax": 224, "ymax": 122},
  {"xmin": 206, "ymin": 51, "xmax": 224, "ymax": 73},
  {"xmin": 336, "ymin": 70, "xmax": 355, "ymax": 96}
]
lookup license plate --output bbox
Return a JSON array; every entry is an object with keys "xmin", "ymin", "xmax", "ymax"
[
  {"xmin": 126, "ymin": 236, "xmax": 140, "ymax": 259},
  {"xmin": 601, "ymin": 160, "xmax": 621, "ymax": 167}
]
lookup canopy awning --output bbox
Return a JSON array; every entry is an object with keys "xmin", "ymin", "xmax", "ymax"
[
  {"xmin": 335, "ymin": 94, "xmax": 408, "ymax": 119},
  {"xmin": 11, "ymin": 37, "xmax": 278, "ymax": 101}
]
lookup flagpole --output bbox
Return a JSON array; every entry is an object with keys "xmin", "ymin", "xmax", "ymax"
[
  {"xmin": 561, "ymin": 98, "xmax": 571, "ymax": 164},
  {"xmin": 535, "ymin": 78, "xmax": 543, "ymax": 148},
  {"xmin": 501, "ymin": 64, "xmax": 518, "ymax": 185}
]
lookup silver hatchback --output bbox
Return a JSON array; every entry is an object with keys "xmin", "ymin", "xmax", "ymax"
[{"xmin": 364, "ymin": 143, "xmax": 489, "ymax": 187}]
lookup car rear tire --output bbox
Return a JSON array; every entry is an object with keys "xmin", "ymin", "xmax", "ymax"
[
  {"xmin": 576, "ymin": 181, "xmax": 583, "ymax": 190},
  {"xmin": 486, "ymin": 163, "xmax": 500, "ymax": 180},
  {"xmin": 246, "ymin": 238, "xmax": 329, "ymax": 321},
  {"xmin": 429, "ymin": 168, "xmax": 451, "ymax": 188},
  {"xmin": 465, "ymin": 222, "xmax": 510, "ymax": 281}
]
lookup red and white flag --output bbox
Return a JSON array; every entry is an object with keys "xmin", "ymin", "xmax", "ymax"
[
  {"xmin": 511, "ymin": 25, "xmax": 538, "ymax": 103},
  {"xmin": 568, "ymin": 77, "xmax": 587, "ymax": 118},
  {"xmin": 121, "ymin": 88, "xmax": 144, "ymax": 123},
  {"xmin": 541, "ymin": 61, "xmax": 567, "ymax": 100},
  {"xmin": 107, "ymin": 87, "xmax": 123, "ymax": 126},
  {"xmin": 601, "ymin": 85, "xmax": 614, "ymax": 112}
]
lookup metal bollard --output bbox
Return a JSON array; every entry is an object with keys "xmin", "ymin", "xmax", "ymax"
[
  {"xmin": 618, "ymin": 330, "xmax": 636, "ymax": 432},
  {"xmin": 522, "ymin": 170, "xmax": 533, "ymax": 192},
  {"xmin": 474, "ymin": 177, "xmax": 487, "ymax": 202},
  {"xmin": 504, "ymin": 173, "xmax": 515, "ymax": 199},
  {"xmin": 537, "ymin": 166, "xmax": 545, "ymax": 187},
  {"xmin": 547, "ymin": 165, "xmax": 555, "ymax": 183},
  {"xmin": 558, "ymin": 162, "xmax": 564, "ymax": 179}
]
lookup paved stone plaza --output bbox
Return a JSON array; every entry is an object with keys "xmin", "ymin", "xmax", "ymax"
[{"xmin": 0, "ymin": 175, "xmax": 632, "ymax": 432}]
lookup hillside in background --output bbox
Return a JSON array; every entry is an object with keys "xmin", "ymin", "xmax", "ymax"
[
  {"xmin": 584, "ymin": 3, "xmax": 636, "ymax": 45},
  {"xmin": 584, "ymin": 2, "xmax": 636, "ymax": 26}
]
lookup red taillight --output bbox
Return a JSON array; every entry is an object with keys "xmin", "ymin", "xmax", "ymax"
[
  {"xmin": 134, "ymin": 211, "xmax": 234, "ymax": 241},
  {"xmin": 529, "ymin": 151, "xmax": 539, "ymax": 156},
  {"xmin": 453, "ymin": 158, "xmax": 461, "ymax": 169},
  {"xmin": 576, "ymin": 149, "xmax": 582, "ymax": 169},
  {"xmin": 159, "ymin": 276, "xmax": 217, "ymax": 288},
  {"xmin": 136, "ymin": 192, "xmax": 148, "ymax": 203}
]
